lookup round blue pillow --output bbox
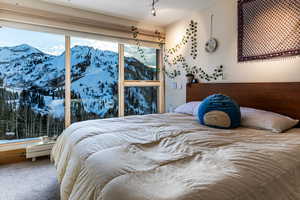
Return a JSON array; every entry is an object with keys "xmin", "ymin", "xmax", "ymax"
[{"xmin": 198, "ymin": 94, "xmax": 241, "ymax": 129}]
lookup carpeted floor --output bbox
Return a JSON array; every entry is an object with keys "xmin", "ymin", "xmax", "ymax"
[{"xmin": 0, "ymin": 158, "xmax": 60, "ymax": 200}]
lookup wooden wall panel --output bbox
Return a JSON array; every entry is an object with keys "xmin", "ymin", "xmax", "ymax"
[{"xmin": 0, "ymin": 149, "xmax": 26, "ymax": 165}]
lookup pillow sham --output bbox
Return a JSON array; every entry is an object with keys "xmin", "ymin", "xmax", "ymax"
[
  {"xmin": 174, "ymin": 101, "xmax": 201, "ymax": 115},
  {"xmin": 241, "ymin": 107, "xmax": 299, "ymax": 133}
]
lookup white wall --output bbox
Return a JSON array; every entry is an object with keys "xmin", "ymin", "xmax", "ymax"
[{"xmin": 165, "ymin": 0, "xmax": 300, "ymax": 111}]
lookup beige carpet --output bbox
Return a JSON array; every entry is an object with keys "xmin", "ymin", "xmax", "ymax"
[{"xmin": 0, "ymin": 158, "xmax": 60, "ymax": 200}]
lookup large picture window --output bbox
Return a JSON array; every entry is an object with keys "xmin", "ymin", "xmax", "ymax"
[
  {"xmin": 0, "ymin": 26, "xmax": 164, "ymax": 144},
  {"xmin": 0, "ymin": 27, "xmax": 65, "ymax": 143}
]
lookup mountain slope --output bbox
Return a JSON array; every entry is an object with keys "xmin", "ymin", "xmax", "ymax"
[{"xmin": 0, "ymin": 44, "xmax": 157, "ymax": 139}]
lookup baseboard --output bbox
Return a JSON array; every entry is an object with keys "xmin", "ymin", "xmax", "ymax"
[{"xmin": 0, "ymin": 139, "xmax": 42, "ymax": 165}]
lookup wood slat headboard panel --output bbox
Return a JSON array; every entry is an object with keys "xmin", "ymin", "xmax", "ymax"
[{"xmin": 186, "ymin": 82, "xmax": 300, "ymax": 120}]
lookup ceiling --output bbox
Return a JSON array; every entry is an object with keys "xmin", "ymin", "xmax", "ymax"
[{"xmin": 39, "ymin": 0, "xmax": 218, "ymax": 27}]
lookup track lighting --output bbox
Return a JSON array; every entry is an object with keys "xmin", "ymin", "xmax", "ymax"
[
  {"xmin": 151, "ymin": 0, "xmax": 159, "ymax": 16},
  {"xmin": 151, "ymin": 7, "xmax": 156, "ymax": 16}
]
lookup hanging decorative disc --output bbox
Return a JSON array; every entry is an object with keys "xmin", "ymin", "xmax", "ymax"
[
  {"xmin": 205, "ymin": 14, "xmax": 218, "ymax": 53},
  {"xmin": 205, "ymin": 38, "xmax": 218, "ymax": 53}
]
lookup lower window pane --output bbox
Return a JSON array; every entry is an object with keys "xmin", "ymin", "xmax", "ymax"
[{"xmin": 125, "ymin": 87, "xmax": 158, "ymax": 116}]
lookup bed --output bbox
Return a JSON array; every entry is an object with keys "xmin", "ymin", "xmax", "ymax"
[{"xmin": 52, "ymin": 82, "xmax": 300, "ymax": 200}]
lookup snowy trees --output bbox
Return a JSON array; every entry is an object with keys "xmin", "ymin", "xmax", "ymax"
[{"xmin": 0, "ymin": 85, "xmax": 64, "ymax": 140}]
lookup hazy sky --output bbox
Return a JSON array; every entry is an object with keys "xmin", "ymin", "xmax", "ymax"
[{"xmin": 0, "ymin": 27, "xmax": 156, "ymax": 66}]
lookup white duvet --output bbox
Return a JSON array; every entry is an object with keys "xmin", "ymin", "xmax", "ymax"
[{"xmin": 52, "ymin": 113, "xmax": 300, "ymax": 200}]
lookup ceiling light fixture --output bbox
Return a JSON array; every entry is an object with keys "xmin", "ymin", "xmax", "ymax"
[{"xmin": 151, "ymin": 0, "xmax": 159, "ymax": 16}]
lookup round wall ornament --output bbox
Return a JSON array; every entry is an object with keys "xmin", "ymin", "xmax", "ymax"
[{"xmin": 205, "ymin": 38, "xmax": 218, "ymax": 53}]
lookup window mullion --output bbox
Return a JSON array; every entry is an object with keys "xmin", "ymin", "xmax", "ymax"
[
  {"xmin": 65, "ymin": 35, "xmax": 71, "ymax": 127},
  {"xmin": 158, "ymin": 48, "xmax": 165, "ymax": 113},
  {"xmin": 118, "ymin": 44, "xmax": 125, "ymax": 117}
]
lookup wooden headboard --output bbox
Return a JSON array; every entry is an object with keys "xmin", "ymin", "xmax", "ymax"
[{"xmin": 186, "ymin": 82, "xmax": 300, "ymax": 120}]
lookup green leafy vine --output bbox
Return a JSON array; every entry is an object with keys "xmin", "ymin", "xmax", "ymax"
[
  {"xmin": 166, "ymin": 20, "xmax": 198, "ymax": 59},
  {"xmin": 131, "ymin": 26, "xmax": 148, "ymax": 64},
  {"xmin": 130, "ymin": 22, "xmax": 223, "ymax": 81},
  {"xmin": 163, "ymin": 20, "xmax": 224, "ymax": 81}
]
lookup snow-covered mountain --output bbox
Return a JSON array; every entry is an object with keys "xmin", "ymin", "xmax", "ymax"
[{"xmin": 0, "ymin": 44, "xmax": 157, "ymax": 121}]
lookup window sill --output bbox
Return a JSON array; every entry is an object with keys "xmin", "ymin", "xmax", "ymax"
[{"xmin": 0, "ymin": 139, "xmax": 42, "ymax": 152}]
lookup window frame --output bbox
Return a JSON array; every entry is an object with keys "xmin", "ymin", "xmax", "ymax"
[
  {"xmin": 63, "ymin": 41, "xmax": 165, "ymax": 126},
  {"xmin": 0, "ymin": 27, "xmax": 67, "ymax": 147},
  {"xmin": 118, "ymin": 44, "xmax": 165, "ymax": 117},
  {"xmin": 0, "ymin": 25, "xmax": 165, "ymax": 147}
]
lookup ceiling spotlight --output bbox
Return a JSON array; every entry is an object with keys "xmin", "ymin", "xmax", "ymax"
[
  {"xmin": 151, "ymin": 0, "xmax": 159, "ymax": 16},
  {"xmin": 151, "ymin": 7, "xmax": 156, "ymax": 16}
]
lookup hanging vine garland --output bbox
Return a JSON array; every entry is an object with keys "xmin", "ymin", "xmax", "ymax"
[
  {"xmin": 130, "ymin": 22, "xmax": 223, "ymax": 81},
  {"xmin": 164, "ymin": 52, "xmax": 224, "ymax": 81},
  {"xmin": 131, "ymin": 26, "xmax": 148, "ymax": 64},
  {"xmin": 155, "ymin": 30, "xmax": 165, "ymax": 45},
  {"xmin": 166, "ymin": 53, "xmax": 223, "ymax": 81},
  {"xmin": 163, "ymin": 20, "xmax": 224, "ymax": 81},
  {"xmin": 166, "ymin": 20, "xmax": 198, "ymax": 59}
]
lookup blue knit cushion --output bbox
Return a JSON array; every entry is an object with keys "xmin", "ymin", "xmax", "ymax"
[{"xmin": 198, "ymin": 94, "xmax": 241, "ymax": 129}]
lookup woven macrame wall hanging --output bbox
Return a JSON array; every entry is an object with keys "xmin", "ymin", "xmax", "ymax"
[{"xmin": 237, "ymin": 0, "xmax": 300, "ymax": 62}]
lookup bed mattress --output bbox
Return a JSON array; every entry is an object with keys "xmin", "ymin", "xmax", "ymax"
[{"xmin": 51, "ymin": 113, "xmax": 300, "ymax": 200}]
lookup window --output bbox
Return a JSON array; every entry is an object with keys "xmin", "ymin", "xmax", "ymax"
[
  {"xmin": 0, "ymin": 26, "xmax": 164, "ymax": 144},
  {"xmin": 121, "ymin": 44, "xmax": 163, "ymax": 116},
  {"xmin": 70, "ymin": 37, "xmax": 119, "ymax": 122},
  {"xmin": 0, "ymin": 27, "xmax": 65, "ymax": 143}
]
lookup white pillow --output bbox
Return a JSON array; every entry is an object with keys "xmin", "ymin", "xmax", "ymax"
[
  {"xmin": 241, "ymin": 107, "xmax": 299, "ymax": 133},
  {"xmin": 192, "ymin": 102, "xmax": 202, "ymax": 116},
  {"xmin": 174, "ymin": 101, "xmax": 202, "ymax": 115}
]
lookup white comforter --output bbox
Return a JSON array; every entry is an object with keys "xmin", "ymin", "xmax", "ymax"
[{"xmin": 52, "ymin": 113, "xmax": 300, "ymax": 200}]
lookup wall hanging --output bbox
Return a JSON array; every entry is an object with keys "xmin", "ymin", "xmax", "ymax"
[{"xmin": 238, "ymin": 0, "xmax": 300, "ymax": 62}]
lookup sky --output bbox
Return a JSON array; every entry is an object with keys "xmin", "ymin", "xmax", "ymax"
[{"xmin": 0, "ymin": 27, "xmax": 156, "ymax": 66}]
